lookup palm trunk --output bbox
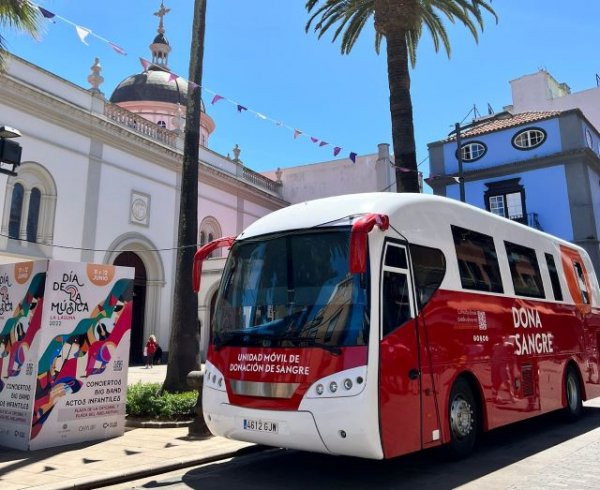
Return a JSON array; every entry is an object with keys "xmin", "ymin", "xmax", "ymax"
[
  {"xmin": 163, "ymin": 0, "xmax": 207, "ymax": 393},
  {"xmin": 385, "ymin": 25, "xmax": 420, "ymax": 193}
]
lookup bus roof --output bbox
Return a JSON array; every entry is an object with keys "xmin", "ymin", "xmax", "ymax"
[{"xmin": 237, "ymin": 193, "xmax": 578, "ymax": 251}]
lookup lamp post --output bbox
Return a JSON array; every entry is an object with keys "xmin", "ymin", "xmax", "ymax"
[
  {"xmin": 455, "ymin": 122, "xmax": 465, "ymax": 202},
  {"xmin": 0, "ymin": 125, "xmax": 22, "ymax": 176}
]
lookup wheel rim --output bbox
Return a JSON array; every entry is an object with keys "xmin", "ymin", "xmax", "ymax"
[
  {"xmin": 567, "ymin": 374, "xmax": 578, "ymax": 411},
  {"xmin": 450, "ymin": 396, "xmax": 473, "ymax": 439}
]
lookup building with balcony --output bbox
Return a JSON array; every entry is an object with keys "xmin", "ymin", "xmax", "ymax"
[{"xmin": 427, "ymin": 108, "xmax": 600, "ymax": 276}]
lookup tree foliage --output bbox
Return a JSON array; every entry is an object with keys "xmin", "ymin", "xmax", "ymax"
[
  {"xmin": 305, "ymin": 0, "xmax": 497, "ymax": 192},
  {"xmin": 0, "ymin": 0, "xmax": 40, "ymax": 70}
]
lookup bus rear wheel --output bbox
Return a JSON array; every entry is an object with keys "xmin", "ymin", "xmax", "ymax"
[
  {"xmin": 564, "ymin": 366, "xmax": 582, "ymax": 422},
  {"xmin": 446, "ymin": 377, "xmax": 478, "ymax": 459}
]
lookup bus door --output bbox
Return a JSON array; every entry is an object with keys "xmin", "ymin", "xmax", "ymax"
[
  {"xmin": 560, "ymin": 246, "xmax": 599, "ymax": 385},
  {"xmin": 378, "ymin": 241, "xmax": 422, "ymax": 458}
]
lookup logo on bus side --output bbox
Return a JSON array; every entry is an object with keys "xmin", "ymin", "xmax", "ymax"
[{"xmin": 512, "ymin": 306, "xmax": 554, "ymax": 356}]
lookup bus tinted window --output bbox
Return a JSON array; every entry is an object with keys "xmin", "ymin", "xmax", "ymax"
[
  {"xmin": 451, "ymin": 225, "xmax": 503, "ymax": 293},
  {"xmin": 410, "ymin": 244, "xmax": 446, "ymax": 307},
  {"xmin": 545, "ymin": 253, "xmax": 563, "ymax": 301},
  {"xmin": 385, "ymin": 245, "xmax": 408, "ymax": 269},
  {"xmin": 573, "ymin": 261, "xmax": 590, "ymax": 304},
  {"xmin": 505, "ymin": 241, "xmax": 545, "ymax": 298},
  {"xmin": 382, "ymin": 271, "xmax": 411, "ymax": 336}
]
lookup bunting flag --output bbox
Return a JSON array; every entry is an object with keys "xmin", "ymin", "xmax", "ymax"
[
  {"xmin": 310, "ymin": 137, "xmax": 318, "ymax": 144},
  {"xmin": 333, "ymin": 147, "xmax": 342, "ymax": 157},
  {"xmin": 168, "ymin": 72, "xmax": 179, "ymax": 82},
  {"xmin": 319, "ymin": 141, "xmax": 328, "ymax": 147},
  {"xmin": 188, "ymin": 81, "xmax": 199, "ymax": 90},
  {"xmin": 349, "ymin": 152, "xmax": 357, "ymax": 164},
  {"xmin": 139, "ymin": 58, "xmax": 151, "ymax": 71},
  {"xmin": 293, "ymin": 129, "xmax": 302, "ymax": 139},
  {"xmin": 256, "ymin": 113, "xmax": 267, "ymax": 120},
  {"xmin": 38, "ymin": 6, "xmax": 56, "ymax": 21},
  {"xmin": 397, "ymin": 166, "xmax": 413, "ymax": 173},
  {"xmin": 75, "ymin": 25, "xmax": 91, "ymax": 45},
  {"xmin": 211, "ymin": 95, "xmax": 224, "ymax": 105},
  {"xmin": 109, "ymin": 43, "xmax": 127, "ymax": 56},
  {"xmin": 237, "ymin": 105, "xmax": 247, "ymax": 113}
]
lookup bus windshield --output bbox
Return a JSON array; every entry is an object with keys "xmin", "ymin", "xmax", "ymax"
[{"xmin": 212, "ymin": 229, "xmax": 369, "ymax": 351}]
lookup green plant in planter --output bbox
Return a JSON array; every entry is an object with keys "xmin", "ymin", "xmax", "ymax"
[{"xmin": 127, "ymin": 382, "xmax": 197, "ymax": 421}]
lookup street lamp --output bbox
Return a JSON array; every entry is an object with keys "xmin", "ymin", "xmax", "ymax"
[
  {"xmin": 455, "ymin": 122, "xmax": 465, "ymax": 203},
  {"xmin": 0, "ymin": 125, "xmax": 23, "ymax": 176}
]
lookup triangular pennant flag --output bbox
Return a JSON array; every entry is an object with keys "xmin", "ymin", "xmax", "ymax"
[
  {"xmin": 293, "ymin": 129, "xmax": 302, "ymax": 139},
  {"xmin": 38, "ymin": 6, "xmax": 56, "ymax": 20},
  {"xmin": 333, "ymin": 147, "xmax": 341, "ymax": 156},
  {"xmin": 110, "ymin": 43, "xmax": 127, "ymax": 56},
  {"xmin": 139, "ymin": 58, "xmax": 151, "ymax": 71},
  {"xmin": 397, "ymin": 166, "xmax": 412, "ymax": 173},
  {"xmin": 237, "ymin": 105, "xmax": 247, "ymax": 113},
  {"xmin": 349, "ymin": 152, "xmax": 357, "ymax": 163},
  {"xmin": 256, "ymin": 113, "xmax": 267, "ymax": 120},
  {"xmin": 188, "ymin": 81, "xmax": 199, "ymax": 90},
  {"xmin": 168, "ymin": 72, "xmax": 179, "ymax": 82},
  {"xmin": 319, "ymin": 141, "xmax": 328, "ymax": 147},
  {"xmin": 310, "ymin": 137, "xmax": 318, "ymax": 144},
  {"xmin": 211, "ymin": 94, "xmax": 224, "ymax": 105},
  {"xmin": 75, "ymin": 25, "xmax": 91, "ymax": 45},
  {"xmin": 275, "ymin": 121, "xmax": 283, "ymax": 127}
]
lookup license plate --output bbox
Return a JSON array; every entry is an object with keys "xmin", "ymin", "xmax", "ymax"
[{"xmin": 243, "ymin": 418, "xmax": 278, "ymax": 433}]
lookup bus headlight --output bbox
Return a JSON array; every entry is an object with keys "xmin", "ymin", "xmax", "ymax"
[
  {"xmin": 304, "ymin": 366, "xmax": 367, "ymax": 399},
  {"xmin": 203, "ymin": 360, "xmax": 226, "ymax": 392}
]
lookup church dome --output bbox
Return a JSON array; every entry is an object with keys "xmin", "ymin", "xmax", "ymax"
[{"xmin": 110, "ymin": 68, "xmax": 189, "ymax": 106}]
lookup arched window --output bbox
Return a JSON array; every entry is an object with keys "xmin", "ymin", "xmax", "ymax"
[
  {"xmin": 199, "ymin": 216, "xmax": 222, "ymax": 258},
  {"xmin": 157, "ymin": 120, "xmax": 167, "ymax": 129},
  {"xmin": 27, "ymin": 188, "xmax": 41, "ymax": 242},
  {"xmin": 8, "ymin": 183, "xmax": 23, "ymax": 239},
  {"xmin": 2, "ymin": 163, "xmax": 57, "ymax": 244}
]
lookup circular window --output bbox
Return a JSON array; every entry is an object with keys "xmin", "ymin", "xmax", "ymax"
[
  {"xmin": 512, "ymin": 128, "xmax": 546, "ymax": 150},
  {"xmin": 457, "ymin": 141, "xmax": 487, "ymax": 162}
]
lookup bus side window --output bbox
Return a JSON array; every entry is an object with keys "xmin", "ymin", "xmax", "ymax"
[
  {"xmin": 410, "ymin": 244, "xmax": 446, "ymax": 308},
  {"xmin": 504, "ymin": 241, "xmax": 545, "ymax": 299},
  {"xmin": 544, "ymin": 253, "xmax": 563, "ymax": 301},
  {"xmin": 382, "ymin": 271, "xmax": 411, "ymax": 336},
  {"xmin": 451, "ymin": 225, "xmax": 504, "ymax": 294},
  {"xmin": 573, "ymin": 261, "xmax": 590, "ymax": 305}
]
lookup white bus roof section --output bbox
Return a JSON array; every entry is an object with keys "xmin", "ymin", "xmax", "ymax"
[{"xmin": 237, "ymin": 192, "xmax": 570, "ymax": 248}]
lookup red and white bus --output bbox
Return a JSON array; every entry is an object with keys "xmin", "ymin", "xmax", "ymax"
[{"xmin": 193, "ymin": 193, "xmax": 600, "ymax": 459}]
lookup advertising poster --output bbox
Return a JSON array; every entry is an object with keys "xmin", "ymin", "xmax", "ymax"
[
  {"xmin": 0, "ymin": 261, "xmax": 48, "ymax": 450},
  {"xmin": 28, "ymin": 261, "xmax": 134, "ymax": 450}
]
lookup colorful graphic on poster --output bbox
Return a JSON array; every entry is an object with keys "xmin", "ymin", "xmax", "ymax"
[
  {"xmin": 0, "ymin": 260, "xmax": 133, "ymax": 451},
  {"xmin": 29, "ymin": 262, "xmax": 133, "ymax": 449},
  {"xmin": 0, "ymin": 261, "xmax": 47, "ymax": 450}
]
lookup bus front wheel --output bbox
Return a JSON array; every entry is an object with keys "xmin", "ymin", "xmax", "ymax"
[
  {"xmin": 564, "ymin": 366, "xmax": 582, "ymax": 421},
  {"xmin": 447, "ymin": 377, "xmax": 478, "ymax": 459}
]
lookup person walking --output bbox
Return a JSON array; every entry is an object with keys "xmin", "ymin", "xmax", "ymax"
[{"xmin": 145, "ymin": 335, "xmax": 157, "ymax": 368}]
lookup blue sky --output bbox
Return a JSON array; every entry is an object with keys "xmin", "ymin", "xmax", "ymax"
[{"xmin": 4, "ymin": 1, "xmax": 600, "ymax": 177}]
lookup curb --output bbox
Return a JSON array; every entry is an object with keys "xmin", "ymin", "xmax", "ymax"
[
  {"xmin": 32, "ymin": 444, "xmax": 269, "ymax": 490},
  {"xmin": 125, "ymin": 418, "xmax": 193, "ymax": 429}
]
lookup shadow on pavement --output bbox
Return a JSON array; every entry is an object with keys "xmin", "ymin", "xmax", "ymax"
[{"xmin": 167, "ymin": 406, "xmax": 600, "ymax": 490}]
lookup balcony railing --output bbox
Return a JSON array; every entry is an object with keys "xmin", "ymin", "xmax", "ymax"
[
  {"xmin": 104, "ymin": 103, "xmax": 177, "ymax": 148},
  {"xmin": 510, "ymin": 213, "xmax": 543, "ymax": 230}
]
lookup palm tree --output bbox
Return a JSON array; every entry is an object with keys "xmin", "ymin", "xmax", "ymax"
[
  {"xmin": 163, "ymin": 0, "xmax": 207, "ymax": 393},
  {"xmin": 0, "ymin": 0, "xmax": 40, "ymax": 71},
  {"xmin": 305, "ymin": 0, "xmax": 497, "ymax": 193}
]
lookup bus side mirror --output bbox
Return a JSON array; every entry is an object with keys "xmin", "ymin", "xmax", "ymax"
[
  {"xmin": 349, "ymin": 214, "xmax": 389, "ymax": 274},
  {"xmin": 193, "ymin": 236, "xmax": 236, "ymax": 292}
]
